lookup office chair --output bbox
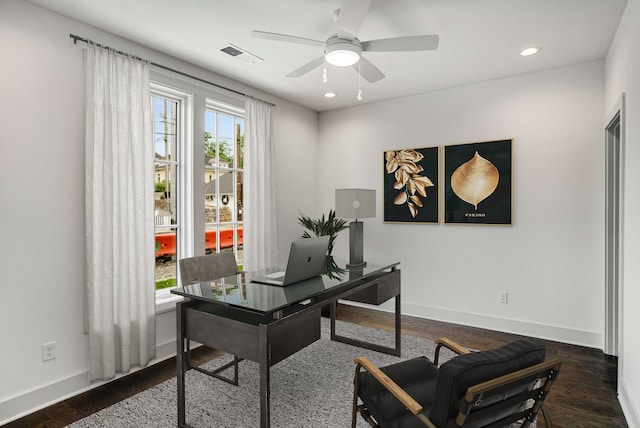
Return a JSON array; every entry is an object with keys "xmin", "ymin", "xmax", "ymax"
[
  {"xmin": 179, "ymin": 251, "xmax": 238, "ymax": 285},
  {"xmin": 353, "ymin": 337, "xmax": 562, "ymax": 428},
  {"xmin": 179, "ymin": 251, "xmax": 242, "ymax": 385}
]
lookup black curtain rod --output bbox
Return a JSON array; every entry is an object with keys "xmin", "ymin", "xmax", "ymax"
[{"xmin": 69, "ymin": 33, "xmax": 275, "ymax": 107}]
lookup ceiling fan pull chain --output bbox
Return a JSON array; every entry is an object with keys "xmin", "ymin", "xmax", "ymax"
[{"xmin": 357, "ymin": 62, "xmax": 363, "ymax": 101}]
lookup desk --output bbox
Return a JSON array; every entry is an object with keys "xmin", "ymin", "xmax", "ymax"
[{"xmin": 171, "ymin": 259, "xmax": 400, "ymax": 428}]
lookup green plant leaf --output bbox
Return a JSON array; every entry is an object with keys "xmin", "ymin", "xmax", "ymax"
[{"xmin": 297, "ymin": 209, "xmax": 348, "ymax": 255}]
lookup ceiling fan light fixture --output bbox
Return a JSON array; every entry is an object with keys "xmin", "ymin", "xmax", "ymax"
[
  {"xmin": 325, "ymin": 49, "xmax": 360, "ymax": 66},
  {"xmin": 324, "ymin": 40, "xmax": 361, "ymax": 66}
]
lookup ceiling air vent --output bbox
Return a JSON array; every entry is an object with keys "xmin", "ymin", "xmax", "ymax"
[{"xmin": 219, "ymin": 44, "xmax": 263, "ymax": 65}]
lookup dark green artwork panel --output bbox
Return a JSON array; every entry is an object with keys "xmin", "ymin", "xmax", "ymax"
[
  {"xmin": 444, "ymin": 139, "xmax": 512, "ymax": 225},
  {"xmin": 383, "ymin": 146, "xmax": 439, "ymax": 223}
]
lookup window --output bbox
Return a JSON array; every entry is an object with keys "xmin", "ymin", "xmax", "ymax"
[
  {"xmin": 204, "ymin": 100, "xmax": 245, "ymax": 268},
  {"xmin": 150, "ymin": 79, "xmax": 244, "ymax": 295},
  {"xmin": 152, "ymin": 90, "xmax": 181, "ymax": 291}
]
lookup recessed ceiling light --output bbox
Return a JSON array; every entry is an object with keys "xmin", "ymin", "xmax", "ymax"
[
  {"xmin": 520, "ymin": 47, "xmax": 540, "ymax": 57},
  {"xmin": 324, "ymin": 92, "xmax": 336, "ymax": 98}
]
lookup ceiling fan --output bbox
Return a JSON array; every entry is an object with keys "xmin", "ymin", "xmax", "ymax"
[{"xmin": 251, "ymin": 0, "xmax": 439, "ymax": 84}]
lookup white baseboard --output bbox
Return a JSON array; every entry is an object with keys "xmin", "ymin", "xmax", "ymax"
[
  {"xmin": 342, "ymin": 300, "xmax": 602, "ymax": 348},
  {"xmin": 0, "ymin": 370, "xmax": 89, "ymax": 425},
  {"xmin": 0, "ymin": 340, "xmax": 179, "ymax": 425},
  {"xmin": 619, "ymin": 379, "xmax": 640, "ymax": 428},
  {"xmin": 403, "ymin": 302, "xmax": 603, "ymax": 348}
]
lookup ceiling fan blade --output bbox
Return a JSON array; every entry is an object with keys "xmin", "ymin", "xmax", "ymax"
[
  {"xmin": 286, "ymin": 57, "xmax": 325, "ymax": 78},
  {"xmin": 251, "ymin": 30, "xmax": 324, "ymax": 47},
  {"xmin": 361, "ymin": 35, "xmax": 439, "ymax": 52},
  {"xmin": 353, "ymin": 56, "xmax": 385, "ymax": 83},
  {"xmin": 336, "ymin": 0, "xmax": 371, "ymax": 39}
]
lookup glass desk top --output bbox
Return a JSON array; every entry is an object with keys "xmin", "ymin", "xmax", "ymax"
[{"xmin": 171, "ymin": 259, "xmax": 399, "ymax": 315}]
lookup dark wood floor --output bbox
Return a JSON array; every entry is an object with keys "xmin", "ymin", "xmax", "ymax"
[{"xmin": 4, "ymin": 304, "xmax": 628, "ymax": 427}]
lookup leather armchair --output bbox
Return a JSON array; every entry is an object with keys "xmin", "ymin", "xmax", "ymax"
[{"xmin": 352, "ymin": 338, "xmax": 562, "ymax": 428}]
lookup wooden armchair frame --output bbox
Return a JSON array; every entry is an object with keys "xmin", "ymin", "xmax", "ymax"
[{"xmin": 352, "ymin": 338, "xmax": 562, "ymax": 428}]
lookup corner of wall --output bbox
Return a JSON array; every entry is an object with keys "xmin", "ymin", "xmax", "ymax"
[{"xmin": 619, "ymin": 378, "xmax": 640, "ymax": 428}]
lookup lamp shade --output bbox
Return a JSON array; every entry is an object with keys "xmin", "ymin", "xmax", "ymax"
[{"xmin": 335, "ymin": 189, "xmax": 376, "ymax": 219}]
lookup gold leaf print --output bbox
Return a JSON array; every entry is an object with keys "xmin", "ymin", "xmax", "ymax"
[
  {"xmin": 451, "ymin": 151, "xmax": 499, "ymax": 210},
  {"xmin": 385, "ymin": 148, "xmax": 434, "ymax": 218},
  {"xmin": 385, "ymin": 156, "xmax": 399, "ymax": 173},
  {"xmin": 400, "ymin": 150, "xmax": 424, "ymax": 162},
  {"xmin": 407, "ymin": 179, "xmax": 416, "ymax": 195},
  {"xmin": 394, "ymin": 192, "xmax": 407, "ymax": 205},
  {"xmin": 412, "ymin": 175, "xmax": 434, "ymax": 187},
  {"xmin": 395, "ymin": 168, "xmax": 410, "ymax": 186},
  {"xmin": 412, "ymin": 175, "xmax": 434, "ymax": 197},
  {"xmin": 408, "ymin": 202, "xmax": 418, "ymax": 218},
  {"xmin": 400, "ymin": 160, "xmax": 422, "ymax": 174}
]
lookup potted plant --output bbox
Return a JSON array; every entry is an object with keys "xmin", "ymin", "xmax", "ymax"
[
  {"xmin": 297, "ymin": 209, "xmax": 348, "ymax": 255},
  {"xmin": 297, "ymin": 209, "xmax": 348, "ymax": 279}
]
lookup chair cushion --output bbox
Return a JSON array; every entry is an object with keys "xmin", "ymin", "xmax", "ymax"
[
  {"xmin": 429, "ymin": 338, "xmax": 546, "ymax": 427},
  {"xmin": 358, "ymin": 356, "xmax": 439, "ymax": 428}
]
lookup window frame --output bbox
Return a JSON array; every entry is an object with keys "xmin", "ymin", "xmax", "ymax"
[
  {"xmin": 204, "ymin": 98, "xmax": 245, "ymax": 264},
  {"xmin": 149, "ymin": 71, "xmax": 245, "ymax": 310},
  {"xmin": 151, "ymin": 82, "xmax": 194, "ymax": 303}
]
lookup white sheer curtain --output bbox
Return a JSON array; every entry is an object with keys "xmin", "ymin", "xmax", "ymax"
[
  {"xmin": 85, "ymin": 45, "xmax": 156, "ymax": 381},
  {"xmin": 244, "ymin": 97, "xmax": 278, "ymax": 270}
]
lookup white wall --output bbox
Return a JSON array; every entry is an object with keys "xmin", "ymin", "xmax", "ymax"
[
  {"xmin": 0, "ymin": 0, "xmax": 318, "ymax": 423},
  {"xmin": 606, "ymin": 0, "xmax": 640, "ymax": 425},
  {"xmin": 319, "ymin": 61, "xmax": 606, "ymax": 347},
  {"xmin": 271, "ymin": 101, "xmax": 320, "ymax": 261},
  {"xmin": 1, "ymin": 0, "xmax": 633, "ymax": 424}
]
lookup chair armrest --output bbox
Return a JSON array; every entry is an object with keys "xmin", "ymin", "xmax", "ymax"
[
  {"xmin": 433, "ymin": 337, "xmax": 471, "ymax": 365},
  {"xmin": 354, "ymin": 356, "xmax": 424, "ymax": 416}
]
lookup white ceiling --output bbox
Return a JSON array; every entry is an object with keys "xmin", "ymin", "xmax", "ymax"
[{"xmin": 27, "ymin": 0, "xmax": 627, "ymax": 112}]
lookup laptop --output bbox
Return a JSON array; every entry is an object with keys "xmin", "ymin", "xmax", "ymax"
[{"xmin": 250, "ymin": 236, "xmax": 330, "ymax": 286}]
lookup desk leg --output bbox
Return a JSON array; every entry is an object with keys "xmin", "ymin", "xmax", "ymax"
[
  {"xmin": 330, "ymin": 300, "xmax": 337, "ymax": 341},
  {"xmin": 258, "ymin": 324, "xmax": 271, "ymax": 428},
  {"xmin": 394, "ymin": 293, "xmax": 401, "ymax": 356},
  {"xmin": 176, "ymin": 302, "xmax": 189, "ymax": 428},
  {"xmin": 330, "ymin": 296, "xmax": 402, "ymax": 357}
]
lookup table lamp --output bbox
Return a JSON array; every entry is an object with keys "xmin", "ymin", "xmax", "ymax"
[{"xmin": 335, "ymin": 188, "xmax": 376, "ymax": 268}]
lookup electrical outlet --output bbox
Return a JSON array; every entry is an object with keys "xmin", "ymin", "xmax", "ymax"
[
  {"xmin": 42, "ymin": 341, "xmax": 56, "ymax": 361},
  {"xmin": 498, "ymin": 291, "xmax": 509, "ymax": 304}
]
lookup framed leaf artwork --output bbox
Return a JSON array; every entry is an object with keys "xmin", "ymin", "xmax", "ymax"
[
  {"xmin": 444, "ymin": 139, "xmax": 512, "ymax": 225},
  {"xmin": 383, "ymin": 147, "xmax": 439, "ymax": 223}
]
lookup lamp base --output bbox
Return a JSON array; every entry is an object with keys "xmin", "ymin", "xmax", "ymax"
[
  {"xmin": 348, "ymin": 220, "xmax": 366, "ymax": 269},
  {"xmin": 346, "ymin": 261, "xmax": 367, "ymax": 269}
]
